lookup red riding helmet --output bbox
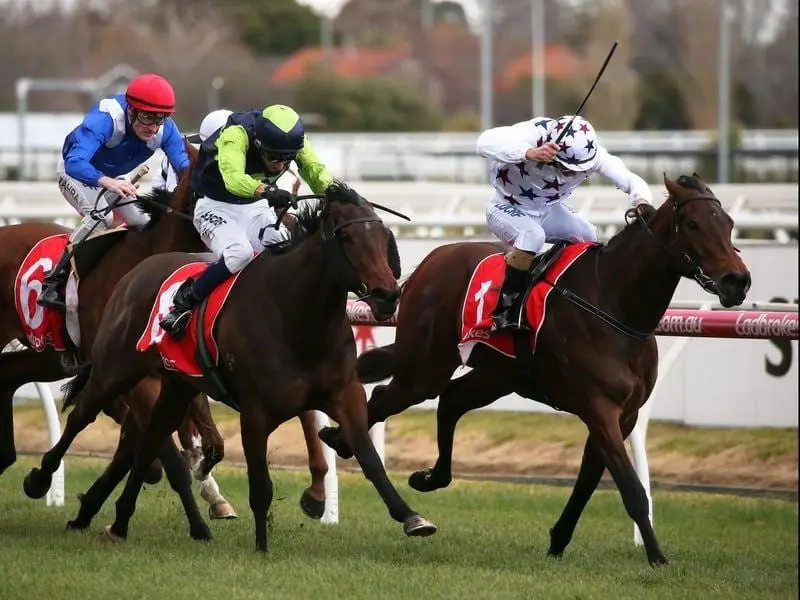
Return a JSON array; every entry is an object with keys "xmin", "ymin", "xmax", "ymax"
[{"xmin": 125, "ymin": 74, "xmax": 176, "ymax": 114}]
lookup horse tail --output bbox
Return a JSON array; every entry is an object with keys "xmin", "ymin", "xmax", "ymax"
[
  {"xmin": 60, "ymin": 363, "xmax": 92, "ymax": 413},
  {"xmin": 356, "ymin": 344, "xmax": 395, "ymax": 383}
]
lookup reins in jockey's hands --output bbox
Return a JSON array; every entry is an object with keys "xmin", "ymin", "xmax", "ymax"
[{"xmin": 258, "ymin": 184, "xmax": 297, "ymax": 210}]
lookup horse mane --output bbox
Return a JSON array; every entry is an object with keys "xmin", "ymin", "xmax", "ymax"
[
  {"xmin": 265, "ymin": 179, "xmax": 365, "ymax": 254},
  {"xmin": 134, "ymin": 140, "xmax": 200, "ymax": 229}
]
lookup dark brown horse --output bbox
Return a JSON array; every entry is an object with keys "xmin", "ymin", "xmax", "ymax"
[
  {"xmin": 0, "ymin": 149, "xmax": 329, "ymax": 523},
  {"xmin": 26, "ymin": 180, "xmax": 436, "ymax": 550},
  {"xmin": 320, "ymin": 174, "xmax": 751, "ymax": 565}
]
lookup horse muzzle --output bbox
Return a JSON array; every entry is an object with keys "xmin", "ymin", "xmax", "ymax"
[
  {"xmin": 716, "ymin": 270, "xmax": 751, "ymax": 308},
  {"xmin": 365, "ymin": 287, "xmax": 399, "ymax": 322}
]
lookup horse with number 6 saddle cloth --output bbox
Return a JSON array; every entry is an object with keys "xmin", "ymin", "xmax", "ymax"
[{"xmin": 14, "ymin": 227, "xmax": 130, "ymax": 357}]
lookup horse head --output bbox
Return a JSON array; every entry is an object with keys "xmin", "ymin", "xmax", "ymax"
[
  {"xmin": 319, "ymin": 180, "xmax": 400, "ymax": 321},
  {"xmin": 649, "ymin": 172, "xmax": 751, "ymax": 307}
]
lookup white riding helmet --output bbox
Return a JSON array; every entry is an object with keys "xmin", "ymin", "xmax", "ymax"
[
  {"xmin": 187, "ymin": 109, "xmax": 233, "ymax": 144},
  {"xmin": 549, "ymin": 115, "xmax": 599, "ymax": 172}
]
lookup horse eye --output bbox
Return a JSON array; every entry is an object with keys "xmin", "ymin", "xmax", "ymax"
[{"xmin": 685, "ymin": 219, "xmax": 700, "ymax": 231}]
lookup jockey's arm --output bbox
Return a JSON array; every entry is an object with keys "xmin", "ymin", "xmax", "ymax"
[
  {"xmin": 161, "ymin": 120, "xmax": 191, "ymax": 180},
  {"xmin": 63, "ymin": 112, "xmax": 114, "ymax": 187},
  {"xmin": 295, "ymin": 136, "xmax": 334, "ymax": 194},
  {"xmin": 476, "ymin": 118, "xmax": 551, "ymax": 164},
  {"xmin": 216, "ymin": 125, "xmax": 264, "ymax": 199},
  {"xmin": 592, "ymin": 147, "xmax": 653, "ymax": 206}
]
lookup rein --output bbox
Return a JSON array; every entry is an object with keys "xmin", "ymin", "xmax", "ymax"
[{"xmin": 539, "ymin": 191, "xmax": 725, "ymax": 341}]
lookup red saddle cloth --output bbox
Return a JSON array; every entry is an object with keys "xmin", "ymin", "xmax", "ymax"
[
  {"xmin": 136, "ymin": 263, "xmax": 240, "ymax": 376},
  {"xmin": 14, "ymin": 234, "xmax": 70, "ymax": 352},
  {"xmin": 458, "ymin": 242, "xmax": 594, "ymax": 363}
]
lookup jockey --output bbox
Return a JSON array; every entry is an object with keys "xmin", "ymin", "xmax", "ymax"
[
  {"xmin": 159, "ymin": 104, "xmax": 334, "ymax": 338},
  {"xmin": 152, "ymin": 108, "xmax": 233, "ymax": 193},
  {"xmin": 477, "ymin": 115, "xmax": 652, "ymax": 332},
  {"xmin": 38, "ymin": 73, "xmax": 190, "ymax": 311}
]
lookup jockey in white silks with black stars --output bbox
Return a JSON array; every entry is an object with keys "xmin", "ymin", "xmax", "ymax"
[{"xmin": 477, "ymin": 115, "xmax": 652, "ymax": 332}]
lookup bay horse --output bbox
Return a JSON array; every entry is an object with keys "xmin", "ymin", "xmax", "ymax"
[
  {"xmin": 26, "ymin": 180, "xmax": 436, "ymax": 550},
  {"xmin": 320, "ymin": 174, "xmax": 751, "ymax": 565},
  {"xmin": 0, "ymin": 147, "xmax": 329, "ymax": 523}
]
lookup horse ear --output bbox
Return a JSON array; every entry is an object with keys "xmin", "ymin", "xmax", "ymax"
[
  {"xmin": 663, "ymin": 172, "xmax": 678, "ymax": 194},
  {"xmin": 692, "ymin": 171, "xmax": 702, "ymax": 181}
]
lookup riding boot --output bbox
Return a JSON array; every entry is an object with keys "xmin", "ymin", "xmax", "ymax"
[
  {"xmin": 159, "ymin": 279, "xmax": 202, "ymax": 340},
  {"xmin": 37, "ymin": 247, "xmax": 73, "ymax": 311},
  {"xmin": 160, "ymin": 259, "xmax": 232, "ymax": 340},
  {"xmin": 490, "ymin": 264, "xmax": 531, "ymax": 332}
]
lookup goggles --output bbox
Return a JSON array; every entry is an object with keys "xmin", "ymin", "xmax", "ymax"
[{"xmin": 135, "ymin": 111, "xmax": 169, "ymax": 126}]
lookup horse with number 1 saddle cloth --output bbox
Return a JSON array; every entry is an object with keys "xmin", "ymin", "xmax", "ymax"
[{"xmin": 459, "ymin": 240, "xmax": 596, "ymax": 370}]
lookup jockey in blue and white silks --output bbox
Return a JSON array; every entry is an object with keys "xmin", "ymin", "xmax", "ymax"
[
  {"xmin": 477, "ymin": 115, "xmax": 652, "ymax": 331},
  {"xmin": 39, "ymin": 73, "xmax": 190, "ymax": 310}
]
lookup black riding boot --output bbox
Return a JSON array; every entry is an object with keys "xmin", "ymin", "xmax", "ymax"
[
  {"xmin": 159, "ymin": 278, "xmax": 202, "ymax": 341},
  {"xmin": 37, "ymin": 247, "xmax": 73, "ymax": 311},
  {"xmin": 490, "ymin": 264, "xmax": 531, "ymax": 332}
]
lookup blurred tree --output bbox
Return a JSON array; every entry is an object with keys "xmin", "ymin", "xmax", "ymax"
[
  {"xmin": 496, "ymin": 76, "xmax": 584, "ymax": 124},
  {"xmin": 633, "ymin": 71, "xmax": 692, "ymax": 130},
  {"xmin": 292, "ymin": 69, "xmax": 442, "ymax": 131},
  {"xmin": 226, "ymin": 0, "xmax": 323, "ymax": 56}
]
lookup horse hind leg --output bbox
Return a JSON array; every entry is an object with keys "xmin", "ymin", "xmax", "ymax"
[
  {"xmin": 409, "ymin": 369, "xmax": 511, "ymax": 493},
  {"xmin": 298, "ymin": 410, "xmax": 326, "ymax": 520},
  {"xmin": 106, "ymin": 376, "xmax": 211, "ymax": 543}
]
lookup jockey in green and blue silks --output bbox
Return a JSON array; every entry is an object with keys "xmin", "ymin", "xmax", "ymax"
[{"xmin": 159, "ymin": 104, "xmax": 335, "ymax": 338}]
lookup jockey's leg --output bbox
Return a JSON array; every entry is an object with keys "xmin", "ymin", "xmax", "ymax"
[
  {"xmin": 485, "ymin": 199, "xmax": 545, "ymax": 331},
  {"xmin": 539, "ymin": 202, "xmax": 598, "ymax": 244},
  {"xmin": 160, "ymin": 201, "xmax": 253, "ymax": 339},
  {"xmin": 39, "ymin": 175, "xmax": 112, "ymax": 310}
]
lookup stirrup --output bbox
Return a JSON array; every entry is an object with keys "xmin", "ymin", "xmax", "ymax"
[{"xmin": 160, "ymin": 309, "xmax": 192, "ymax": 340}]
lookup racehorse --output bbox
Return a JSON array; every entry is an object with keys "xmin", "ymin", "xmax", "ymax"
[
  {"xmin": 319, "ymin": 174, "xmax": 751, "ymax": 565},
  {"xmin": 0, "ymin": 146, "xmax": 329, "ymax": 523},
  {"xmin": 26, "ymin": 180, "xmax": 436, "ymax": 550}
]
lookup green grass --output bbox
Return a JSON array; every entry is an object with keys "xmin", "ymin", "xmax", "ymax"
[{"xmin": 0, "ymin": 457, "xmax": 796, "ymax": 600}]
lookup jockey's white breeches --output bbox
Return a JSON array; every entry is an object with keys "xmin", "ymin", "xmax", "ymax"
[
  {"xmin": 485, "ymin": 193, "xmax": 597, "ymax": 254},
  {"xmin": 57, "ymin": 162, "xmax": 150, "ymax": 243},
  {"xmin": 193, "ymin": 196, "xmax": 289, "ymax": 273}
]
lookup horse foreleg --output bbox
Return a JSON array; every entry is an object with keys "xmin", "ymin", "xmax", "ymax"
[
  {"xmin": 298, "ymin": 410, "xmax": 326, "ymax": 520},
  {"xmin": 328, "ymin": 379, "xmax": 437, "ymax": 538},
  {"xmin": 409, "ymin": 370, "xmax": 509, "ymax": 493},
  {"xmin": 548, "ymin": 410, "xmax": 639, "ymax": 558},
  {"xmin": 0, "ymin": 348, "xmax": 66, "ymax": 475},
  {"xmin": 180, "ymin": 395, "xmax": 237, "ymax": 519},
  {"xmin": 239, "ymin": 398, "xmax": 277, "ymax": 553},
  {"xmin": 585, "ymin": 400, "xmax": 666, "ymax": 566}
]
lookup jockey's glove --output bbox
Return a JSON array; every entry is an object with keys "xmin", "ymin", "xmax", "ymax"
[{"xmin": 262, "ymin": 185, "xmax": 297, "ymax": 210}]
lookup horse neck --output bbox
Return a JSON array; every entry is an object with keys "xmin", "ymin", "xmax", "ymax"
[
  {"xmin": 265, "ymin": 233, "xmax": 349, "ymax": 338},
  {"xmin": 598, "ymin": 218, "xmax": 683, "ymax": 333},
  {"xmin": 149, "ymin": 211, "xmax": 205, "ymax": 255}
]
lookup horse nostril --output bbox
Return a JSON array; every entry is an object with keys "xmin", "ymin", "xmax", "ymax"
[
  {"xmin": 720, "ymin": 272, "xmax": 751, "ymax": 293},
  {"xmin": 371, "ymin": 288, "xmax": 399, "ymax": 304}
]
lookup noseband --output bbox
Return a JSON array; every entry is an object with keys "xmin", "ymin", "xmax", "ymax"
[{"xmin": 633, "ymin": 191, "xmax": 723, "ymax": 295}]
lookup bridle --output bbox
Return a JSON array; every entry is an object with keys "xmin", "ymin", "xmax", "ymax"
[{"xmin": 631, "ymin": 191, "xmax": 726, "ymax": 295}]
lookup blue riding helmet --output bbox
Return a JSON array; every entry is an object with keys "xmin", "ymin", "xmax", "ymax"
[{"xmin": 253, "ymin": 104, "xmax": 305, "ymax": 159}]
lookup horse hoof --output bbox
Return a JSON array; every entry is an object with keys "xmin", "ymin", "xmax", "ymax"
[
  {"xmin": 318, "ymin": 427, "xmax": 354, "ymax": 460},
  {"xmin": 209, "ymin": 502, "xmax": 238, "ymax": 520},
  {"xmin": 66, "ymin": 519, "xmax": 90, "ymax": 531},
  {"xmin": 23, "ymin": 468, "xmax": 51, "ymax": 499},
  {"xmin": 408, "ymin": 468, "xmax": 449, "ymax": 493},
  {"xmin": 190, "ymin": 525, "xmax": 213, "ymax": 542},
  {"xmin": 299, "ymin": 490, "xmax": 325, "ymax": 520},
  {"xmin": 403, "ymin": 514, "xmax": 437, "ymax": 537},
  {"xmin": 98, "ymin": 525, "xmax": 125, "ymax": 544},
  {"xmin": 649, "ymin": 555, "xmax": 669, "ymax": 567}
]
